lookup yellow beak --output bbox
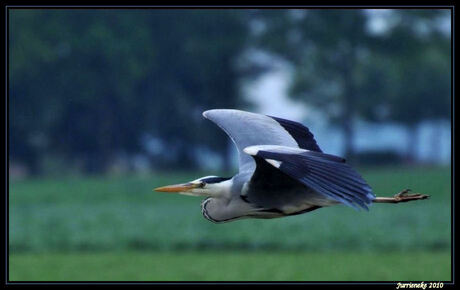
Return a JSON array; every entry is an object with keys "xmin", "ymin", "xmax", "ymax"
[{"xmin": 154, "ymin": 183, "xmax": 199, "ymax": 193}]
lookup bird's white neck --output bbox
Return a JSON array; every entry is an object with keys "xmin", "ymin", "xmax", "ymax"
[{"xmin": 205, "ymin": 179, "xmax": 234, "ymax": 198}]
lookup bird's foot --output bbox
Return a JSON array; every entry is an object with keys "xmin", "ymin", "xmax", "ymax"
[
  {"xmin": 395, "ymin": 188, "xmax": 412, "ymax": 198},
  {"xmin": 393, "ymin": 189, "xmax": 429, "ymax": 202}
]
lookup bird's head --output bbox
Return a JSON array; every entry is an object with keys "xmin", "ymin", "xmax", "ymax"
[{"xmin": 154, "ymin": 176, "xmax": 232, "ymax": 197}]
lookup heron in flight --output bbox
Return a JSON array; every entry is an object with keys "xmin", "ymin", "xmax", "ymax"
[{"xmin": 155, "ymin": 109, "xmax": 428, "ymax": 223}]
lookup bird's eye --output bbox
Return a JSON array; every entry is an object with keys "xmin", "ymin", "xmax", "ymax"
[{"xmin": 199, "ymin": 182, "xmax": 206, "ymax": 188}]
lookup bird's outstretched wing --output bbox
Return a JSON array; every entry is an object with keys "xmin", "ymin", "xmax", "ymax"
[
  {"xmin": 244, "ymin": 145, "xmax": 375, "ymax": 210},
  {"xmin": 203, "ymin": 109, "xmax": 321, "ymax": 173}
]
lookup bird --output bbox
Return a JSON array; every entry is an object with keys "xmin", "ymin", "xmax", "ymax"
[{"xmin": 155, "ymin": 109, "xmax": 429, "ymax": 223}]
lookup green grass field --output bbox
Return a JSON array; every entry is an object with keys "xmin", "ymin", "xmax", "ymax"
[
  {"xmin": 9, "ymin": 166, "xmax": 452, "ymax": 281},
  {"xmin": 9, "ymin": 251, "xmax": 451, "ymax": 281}
]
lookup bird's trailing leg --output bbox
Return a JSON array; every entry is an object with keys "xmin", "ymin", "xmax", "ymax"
[{"xmin": 373, "ymin": 189, "xmax": 429, "ymax": 204}]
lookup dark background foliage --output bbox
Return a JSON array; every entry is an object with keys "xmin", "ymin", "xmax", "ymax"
[{"xmin": 9, "ymin": 9, "xmax": 451, "ymax": 176}]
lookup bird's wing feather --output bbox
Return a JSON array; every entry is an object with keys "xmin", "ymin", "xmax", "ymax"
[
  {"xmin": 268, "ymin": 116, "xmax": 322, "ymax": 152},
  {"xmin": 244, "ymin": 145, "xmax": 375, "ymax": 210},
  {"xmin": 203, "ymin": 109, "xmax": 321, "ymax": 173}
]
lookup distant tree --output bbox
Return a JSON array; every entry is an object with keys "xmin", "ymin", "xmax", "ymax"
[
  {"xmin": 255, "ymin": 9, "xmax": 450, "ymax": 161},
  {"xmin": 255, "ymin": 10, "xmax": 377, "ymax": 159},
  {"xmin": 137, "ymin": 10, "xmax": 251, "ymax": 170},
  {"xmin": 10, "ymin": 10, "xmax": 156, "ymax": 173},
  {"xmin": 9, "ymin": 9, "xmax": 252, "ymax": 174},
  {"xmin": 359, "ymin": 10, "xmax": 451, "ymax": 161}
]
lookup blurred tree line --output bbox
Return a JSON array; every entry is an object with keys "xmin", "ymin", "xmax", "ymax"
[
  {"xmin": 9, "ymin": 9, "xmax": 451, "ymax": 175},
  {"xmin": 255, "ymin": 9, "xmax": 451, "ymax": 161},
  {"xmin": 10, "ymin": 9, "xmax": 253, "ymax": 174}
]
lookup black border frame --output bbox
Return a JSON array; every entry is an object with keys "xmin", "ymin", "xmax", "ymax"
[{"xmin": 2, "ymin": 3, "xmax": 455, "ymax": 287}]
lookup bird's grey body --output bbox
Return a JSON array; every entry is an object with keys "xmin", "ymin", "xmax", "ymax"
[{"xmin": 155, "ymin": 109, "xmax": 429, "ymax": 223}]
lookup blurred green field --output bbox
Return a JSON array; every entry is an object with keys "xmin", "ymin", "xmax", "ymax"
[
  {"xmin": 10, "ymin": 251, "xmax": 450, "ymax": 281},
  {"xmin": 9, "ymin": 166, "xmax": 451, "ymax": 281}
]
